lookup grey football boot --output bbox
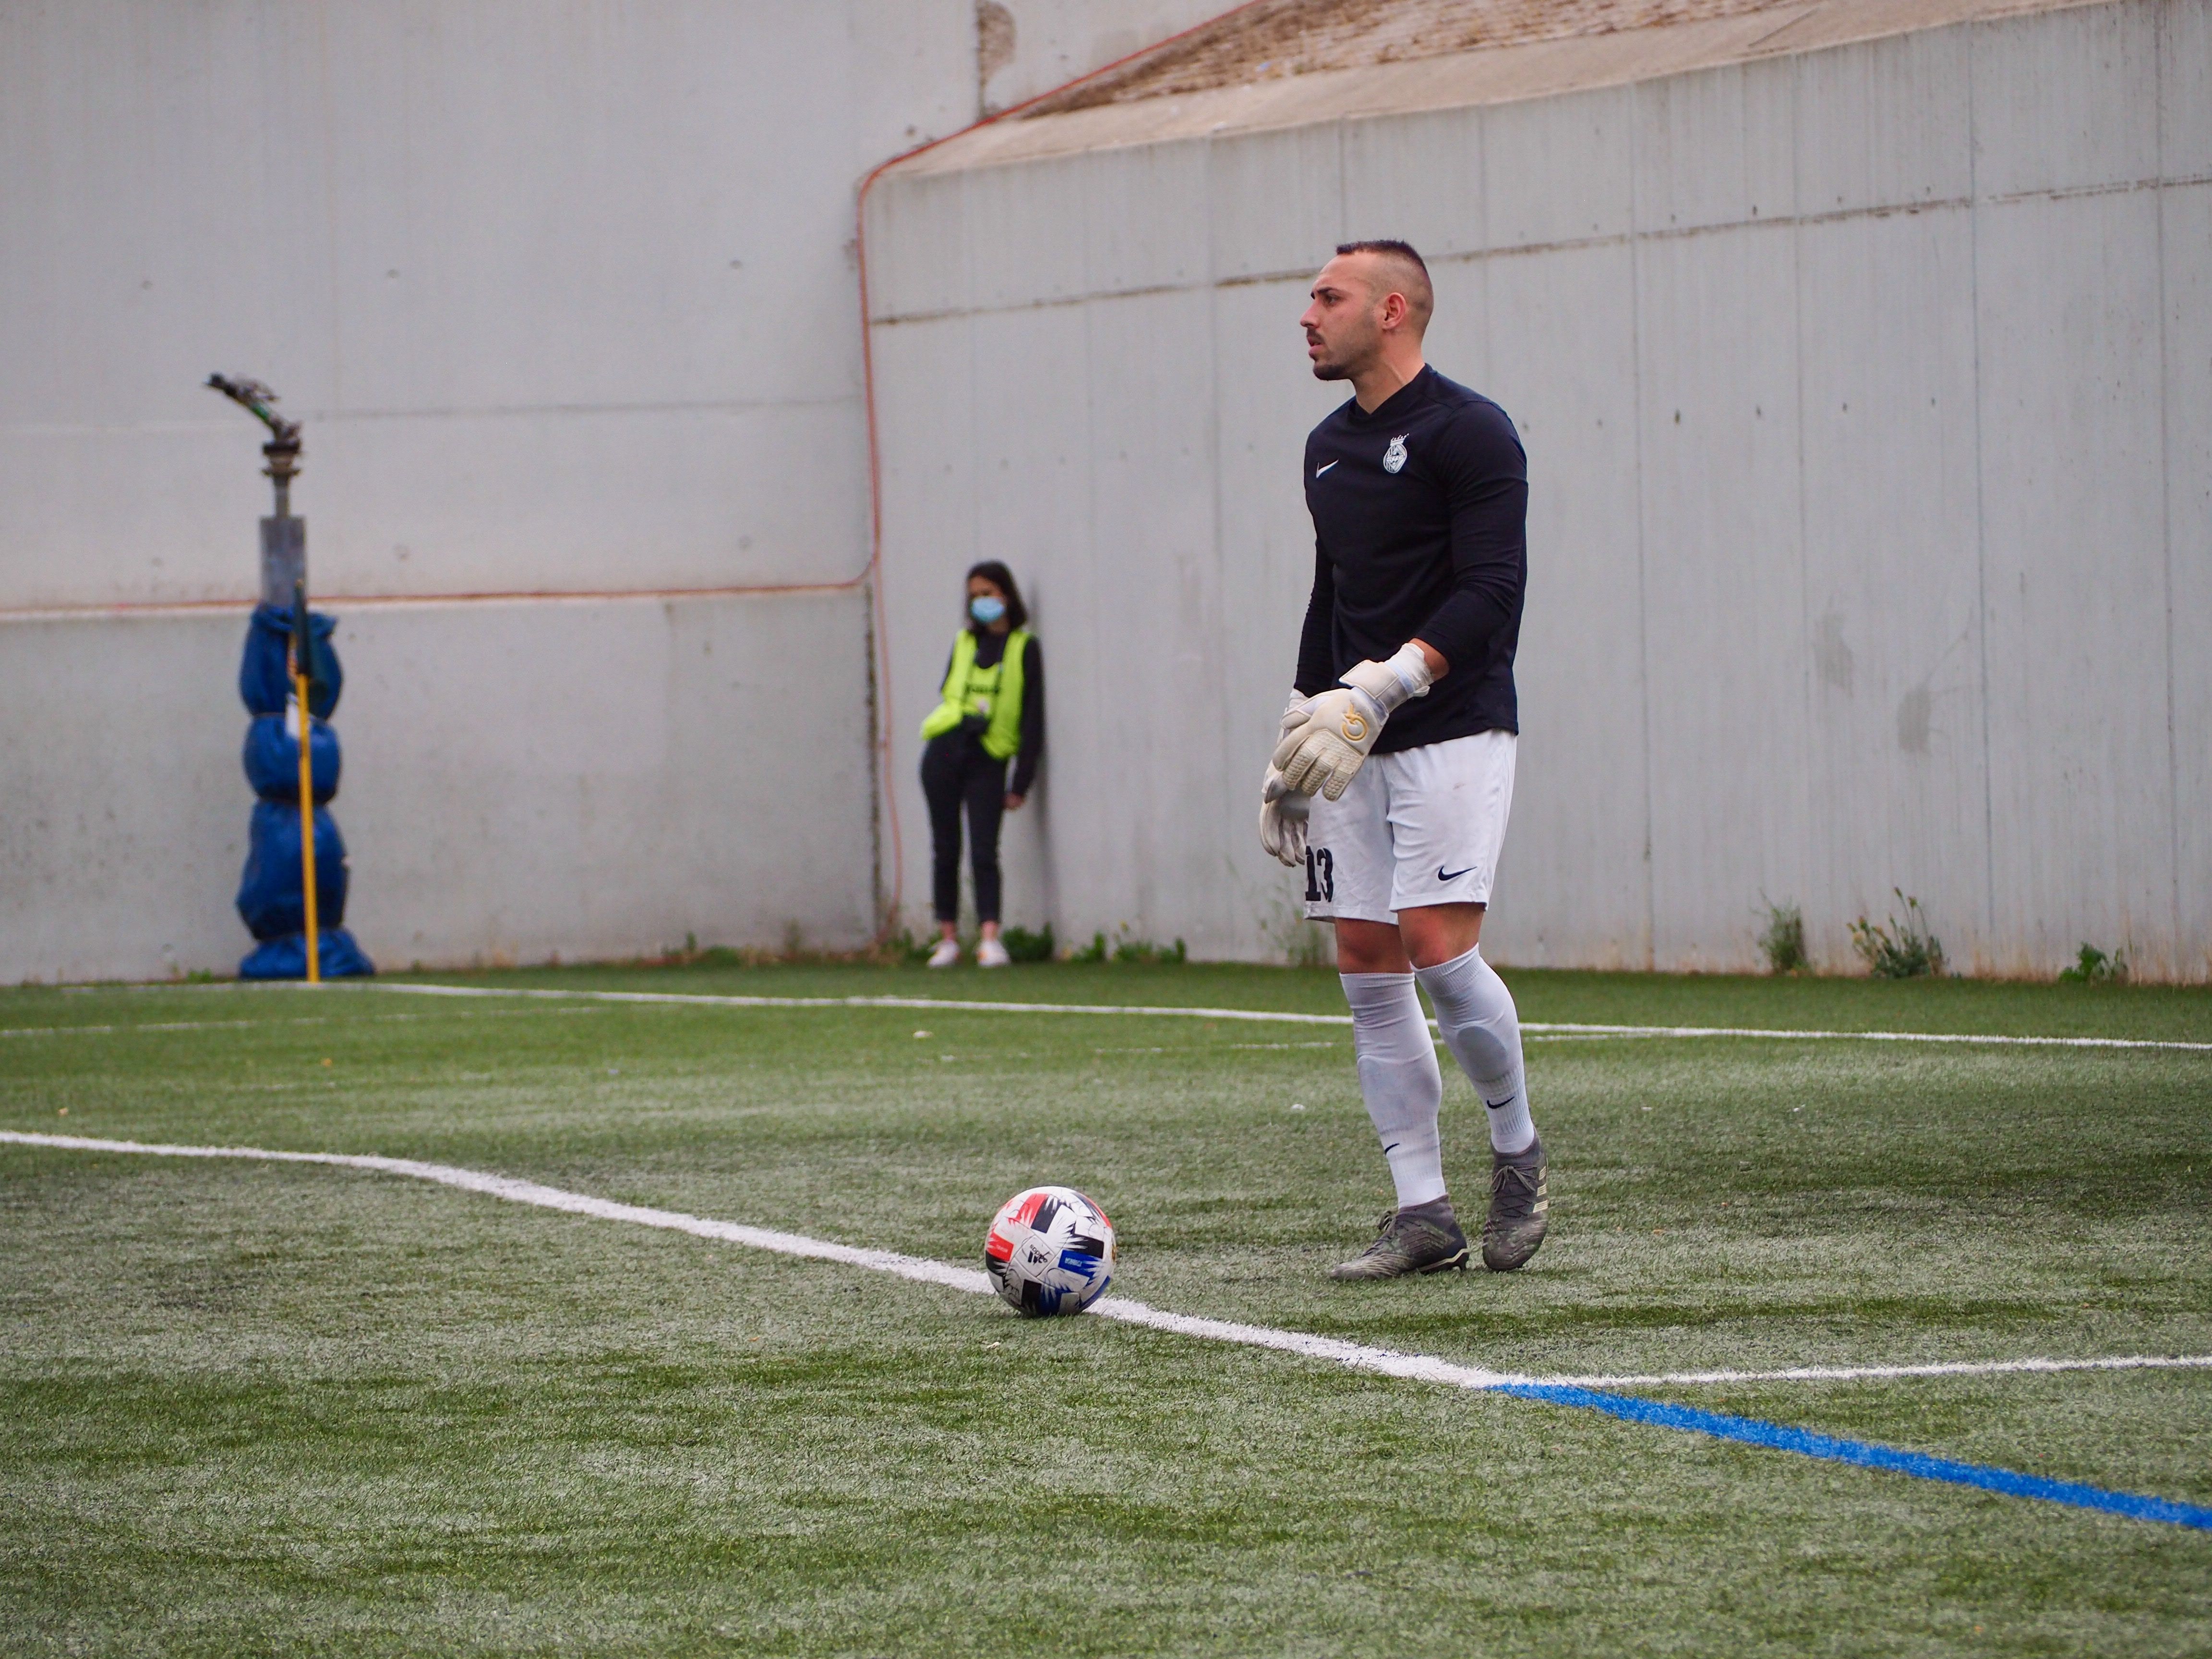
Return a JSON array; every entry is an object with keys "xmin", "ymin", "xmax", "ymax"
[
  {"xmin": 1481, "ymin": 1137, "xmax": 1549, "ymax": 1271},
  {"xmin": 1329, "ymin": 1197, "xmax": 1470, "ymax": 1280}
]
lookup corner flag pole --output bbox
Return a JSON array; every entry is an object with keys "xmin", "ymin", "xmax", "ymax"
[{"xmin": 291, "ymin": 577, "xmax": 321, "ymax": 985}]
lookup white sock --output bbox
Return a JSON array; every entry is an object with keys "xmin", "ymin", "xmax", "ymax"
[
  {"xmin": 1416, "ymin": 944, "xmax": 1537, "ymax": 1156},
  {"xmin": 1340, "ymin": 971, "xmax": 1447, "ymax": 1208}
]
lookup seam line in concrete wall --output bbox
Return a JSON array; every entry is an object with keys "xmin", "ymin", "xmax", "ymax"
[
  {"xmin": 1629, "ymin": 70, "xmax": 1658, "ymax": 971},
  {"xmin": 3, "ymin": 397, "xmax": 859, "ymax": 440},
  {"xmin": 0, "ymin": 581, "xmax": 870, "ymax": 625},
  {"xmin": 2154, "ymin": 3, "xmax": 2182, "ymax": 968},
  {"xmin": 1790, "ymin": 49, "xmax": 1816, "ymax": 967},
  {"xmin": 869, "ymin": 173, "xmax": 2212, "ymax": 326},
  {"xmin": 1969, "ymin": 20, "xmax": 1998, "ymax": 942}
]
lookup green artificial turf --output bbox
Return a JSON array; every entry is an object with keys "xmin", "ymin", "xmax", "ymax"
[{"xmin": 1, "ymin": 962, "xmax": 2208, "ymax": 1655}]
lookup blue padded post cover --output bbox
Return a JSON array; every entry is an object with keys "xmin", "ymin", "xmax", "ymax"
[
  {"xmin": 239, "ymin": 927, "xmax": 375, "ymax": 981},
  {"xmin": 242, "ymin": 713, "xmax": 340, "ymax": 804},
  {"xmin": 239, "ymin": 605, "xmax": 342, "ymax": 718},
  {"xmin": 235, "ymin": 799, "xmax": 349, "ymax": 941}
]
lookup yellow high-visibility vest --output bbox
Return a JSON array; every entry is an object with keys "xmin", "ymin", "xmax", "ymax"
[{"xmin": 919, "ymin": 627, "xmax": 1029, "ymax": 759}]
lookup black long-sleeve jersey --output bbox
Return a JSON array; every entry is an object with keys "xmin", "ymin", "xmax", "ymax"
[
  {"xmin": 934, "ymin": 628, "xmax": 1045, "ymax": 797},
  {"xmin": 1295, "ymin": 365, "xmax": 1527, "ymax": 754}
]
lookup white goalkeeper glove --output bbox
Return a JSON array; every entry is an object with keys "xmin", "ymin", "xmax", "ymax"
[
  {"xmin": 1271, "ymin": 643, "xmax": 1433, "ymax": 800},
  {"xmin": 1258, "ymin": 764, "xmax": 1310, "ymax": 867},
  {"xmin": 1259, "ymin": 691, "xmax": 1313, "ymax": 866}
]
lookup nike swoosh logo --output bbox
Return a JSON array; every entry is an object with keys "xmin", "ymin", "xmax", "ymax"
[
  {"xmin": 1314, "ymin": 459, "xmax": 1338, "ymax": 477},
  {"xmin": 1438, "ymin": 865, "xmax": 1477, "ymax": 882}
]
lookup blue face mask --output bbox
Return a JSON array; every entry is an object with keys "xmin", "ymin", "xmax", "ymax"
[{"xmin": 969, "ymin": 594, "xmax": 1007, "ymax": 626}]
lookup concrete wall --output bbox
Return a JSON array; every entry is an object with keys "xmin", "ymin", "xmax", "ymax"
[
  {"xmin": 0, "ymin": 0, "xmax": 986, "ymax": 613},
  {"xmin": 0, "ymin": 591, "xmax": 875, "ymax": 981},
  {"xmin": 866, "ymin": 0, "xmax": 2212, "ymax": 978},
  {"xmin": 3, "ymin": 0, "xmax": 1213, "ymax": 982}
]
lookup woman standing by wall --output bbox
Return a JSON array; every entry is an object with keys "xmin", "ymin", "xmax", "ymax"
[{"xmin": 918, "ymin": 562, "xmax": 1044, "ymax": 968}]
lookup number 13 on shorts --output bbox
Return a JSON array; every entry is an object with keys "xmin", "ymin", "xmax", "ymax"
[{"xmin": 1304, "ymin": 846, "xmax": 1334, "ymax": 904}]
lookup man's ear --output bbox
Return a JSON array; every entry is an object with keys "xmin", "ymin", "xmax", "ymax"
[{"xmin": 1379, "ymin": 290, "xmax": 1409, "ymax": 332}]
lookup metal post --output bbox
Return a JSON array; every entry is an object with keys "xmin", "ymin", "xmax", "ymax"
[
  {"xmin": 209, "ymin": 374, "xmax": 319, "ymax": 982},
  {"xmin": 206, "ymin": 375, "xmax": 306, "ymax": 606}
]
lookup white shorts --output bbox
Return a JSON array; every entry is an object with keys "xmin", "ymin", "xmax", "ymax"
[{"xmin": 1301, "ymin": 730, "xmax": 1516, "ymax": 924}]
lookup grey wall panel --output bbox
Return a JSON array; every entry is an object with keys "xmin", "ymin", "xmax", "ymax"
[
  {"xmin": 869, "ymin": 314, "xmax": 981, "ymax": 933},
  {"xmin": 4, "ymin": 403, "xmax": 871, "ymax": 609},
  {"xmin": 1793, "ymin": 26, "xmax": 1973, "ymax": 216},
  {"xmin": 1, "ymin": 0, "xmax": 962, "ymax": 611},
  {"xmin": 1482, "ymin": 243, "xmax": 1653, "ymax": 968},
  {"xmin": 1208, "ymin": 279, "xmax": 1350, "ymax": 956},
  {"xmin": 0, "ymin": 594, "xmax": 875, "ymax": 983},
  {"xmin": 1634, "ymin": 61, "xmax": 1799, "ymax": 235},
  {"xmin": 1213, "ymin": 310, "xmax": 1341, "ymax": 682},
  {"xmin": 1083, "ymin": 140, "xmax": 1211, "ymax": 295},
  {"xmin": 1972, "ymin": 2, "xmax": 2161, "ymax": 196},
  {"xmin": 1207, "ymin": 126, "xmax": 1346, "ymax": 282},
  {"xmin": 324, "ymin": 405, "xmax": 869, "ymax": 598},
  {"xmin": 1977, "ymin": 191, "xmax": 2175, "ymax": 973},
  {"xmin": 966, "ymin": 154, "xmax": 1094, "ymax": 312},
  {"xmin": 959, "ymin": 302, "xmax": 1100, "ymax": 935},
  {"xmin": 1073, "ymin": 289, "xmax": 1233, "ymax": 948},
  {"xmin": 0, "ymin": 429, "xmax": 262, "ymax": 609},
  {"xmin": 2161, "ymin": 0, "xmax": 2212, "ymax": 177},
  {"xmin": 335, "ymin": 594, "xmax": 877, "ymax": 969},
  {"xmin": 1482, "ymin": 86, "xmax": 1635, "ymax": 252},
  {"xmin": 0, "ymin": 615, "xmax": 249, "ymax": 983},
  {"xmin": 1419, "ymin": 261, "xmax": 1496, "ymax": 404},
  {"xmin": 2163, "ymin": 181, "xmax": 2212, "ymax": 979},
  {"xmin": 867, "ymin": 168, "xmax": 972, "ymax": 322},
  {"xmin": 1795, "ymin": 206, "xmax": 1990, "ymax": 968},
  {"xmin": 1341, "ymin": 106, "xmax": 1487, "ymax": 260},
  {"xmin": 1636, "ymin": 224, "xmax": 1811, "ymax": 970}
]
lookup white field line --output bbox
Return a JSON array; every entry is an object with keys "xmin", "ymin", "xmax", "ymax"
[
  {"xmin": 333, "ymin": 981, "xmax": 2212, "ymax": 1052},
  {"xmin": 5, "ymin": 1129, "xmax": 2207, "ymax": 1395},
  {"xmin": 72, "ymin": 980, "xmax": 2212, "ymax": 1052},
  {"xmin": 0, "ymin": 1007, "xmax": 604, "ymax": 1040},
  {"xmin": 361, "ymin": 980, "xmax": 1352, "ymax": 1025},
  {"xmin": 1521, "ymin": 1022, "xmax": 2212, "ymax": 1052},
  {"xmin": 0, "ymin": 1130, "xmax": 988, "ymax": 1297}
]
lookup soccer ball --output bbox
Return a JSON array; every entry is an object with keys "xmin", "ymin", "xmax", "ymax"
[{"xmin": 984, "ymin": 1186, "xmax": 1116, "ymax": 1316}]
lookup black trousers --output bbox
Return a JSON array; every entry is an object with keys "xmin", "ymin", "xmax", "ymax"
[{"xmin": 921, "ymin": 732, "xmax": 1009, "ymax": 925}]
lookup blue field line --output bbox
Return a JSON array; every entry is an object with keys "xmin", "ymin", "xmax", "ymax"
[{"xmin": 1501, "ymin": 1382, "xmax": 2212, "ymax": 1529}]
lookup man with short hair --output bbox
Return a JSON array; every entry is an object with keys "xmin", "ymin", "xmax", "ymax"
[{"xmin": 1261, "ymin": 240, "xmax": 1547, "ymax": 1279}]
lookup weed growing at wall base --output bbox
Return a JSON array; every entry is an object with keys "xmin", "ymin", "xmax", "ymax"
[
  {"xmin": 1070, "ymin": 929, "xmax": 1188, "ymax": 964},
  {"xmin": 1851, "ymin": 890, "xmax": 1947, "ymax": 979},
  {"xmin": 2060, "ymin": 943, "xmax": 2129, "ymax": 985},
  {"xmin": 1758, "ymin": 896, "xmax": 1807, "ymax": 974},
  {"xmin": 1000, "ymin": 923, "xmax": 1056, "ymax": 963}
]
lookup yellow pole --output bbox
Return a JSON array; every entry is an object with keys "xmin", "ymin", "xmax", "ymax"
[{"xmin": 294, "ymin": 654, "xmax": 321, "ymax": 985}]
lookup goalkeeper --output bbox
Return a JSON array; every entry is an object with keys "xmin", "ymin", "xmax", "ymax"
[{"xmin": 1261, "ymin": 240, "xmax": 1546, "ymax": 1280}]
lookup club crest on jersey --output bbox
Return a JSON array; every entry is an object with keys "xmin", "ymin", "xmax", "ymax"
[{"xmin": 1382, "ymin": 433, "xmax": 1408, "ymax": 473}]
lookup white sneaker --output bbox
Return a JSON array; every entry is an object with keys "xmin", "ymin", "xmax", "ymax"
[
  {"xmin": 926, "ymin": 938, "xmax": 961, "ymax": 969},
  {"xmin": 976, "ymin": 938, "xmax": 1012, "ymax": 969}
]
